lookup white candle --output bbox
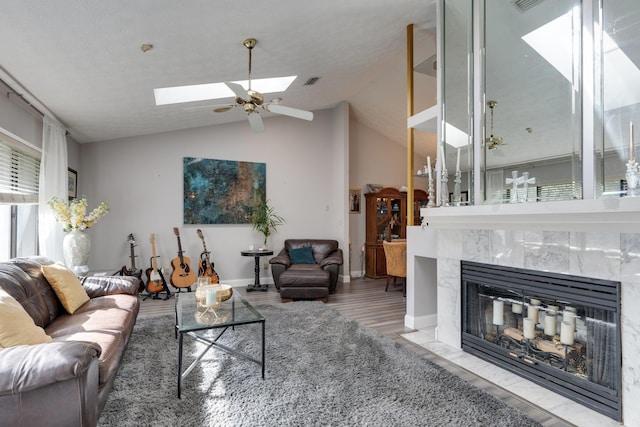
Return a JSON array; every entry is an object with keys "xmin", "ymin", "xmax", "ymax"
[
  {"xmin": 544, "ymin": 310, "xmax": 557, "ymax": 336},
  {"xmin": 631, "ymin": 121, "xmax": 635, "ymax": 163},
  {"xmin": 493, "ymin": 300, "xmax": 504, "ymax": 326},
  {"xmin": 440, "ymin": 145, "xmax": 446, "ymax": 170},
  {"xmin": 512, "ymin": 303, "xmax": 523, "ymax": 314},
  {"xmin": 456, "ymin": 148, "xmax": 461, "ymax": 172},
  {"xmin": 523, "ymin": 318, "xmax": 536, "ymax": 339},
  {"xmin": 563, "ymin": 311, "xmax": 576, "ymax": 331},
  {"xmin": 560, "ymin": 321, "xmax": 575, "ymax": 345},
  {"xmin": 205, "ymin": 288, "xmax": 216, "ymax": 306},
  {"xmin": 529, "ymin": 298, "xmax": 541, "ymax": 306},
  {"xmin": 427, "ymin": 156, "xmax": 432, "ymax": 181},
  {"xmin": 527, "ymin": 306, "xmax": 539, "ymax": 324}
]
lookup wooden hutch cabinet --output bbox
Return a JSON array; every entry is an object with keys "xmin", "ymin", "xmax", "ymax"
[{"xmin": 364, "ymin": 187, "xmax": 428, "ymax": 278}]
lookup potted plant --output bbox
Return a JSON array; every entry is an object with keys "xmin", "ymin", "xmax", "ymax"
[{"xmin": 252, "ymin": 199, "xmax": 284, "ymax": 249}]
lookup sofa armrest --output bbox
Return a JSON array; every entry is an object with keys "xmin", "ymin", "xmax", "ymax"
[
  {"xmin": 320, "ymin": 249, "xmax": 344, "ymax": 268},
  {"xmin": 81, "ymin": 275, "xmax": 140, "ymax": 298},
  {"xmin": 0, "ymin": 341, "xmax": 100, "ymax": 395},
  {"xmin": 269, "ymin": 250, "xmax": 292, "ymax": 268}
]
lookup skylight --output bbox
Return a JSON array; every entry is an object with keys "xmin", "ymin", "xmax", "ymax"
[
  {"xmin": 444, "ymin": 122, "xmax": 470, "ymax": 148},
  {"xmin": 154, "ymin": 76, "xmax": 297, "ymax": 106},
  {"xmin": 522, "ymin": 8, "xmax": 640, "ymax": 111}
]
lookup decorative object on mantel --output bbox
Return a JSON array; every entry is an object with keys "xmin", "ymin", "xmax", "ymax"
[
  {"xmin": 426, "ymin": 155, "xmax": 436, "ymax": 208},
  {"xmin": 48, "ymin": 196, "xmax": 109, "ymax": 275},
  {"xmin": 452, "ymin": 148, "xmax": 462, "ymax": 206},
  {"xmin": 505, "ymin": 171, "xmax": 536, "ymax": 203},
  {"xmin": 625, "ymin": 121, "xmax": 639, "ymax": 197},
  {"xmin": 440, "ymin": 145, "xmax": 449, "ymax": 207}
]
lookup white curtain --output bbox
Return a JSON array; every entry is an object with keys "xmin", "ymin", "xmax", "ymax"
[{"xmin": 38, "ymin": 116, "xmax": 68, "ymax": 262}]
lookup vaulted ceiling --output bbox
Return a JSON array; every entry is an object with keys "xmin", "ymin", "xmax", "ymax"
[{"xmin": 0, "ymin": 1, "xmax": 437, "ymax": 152}]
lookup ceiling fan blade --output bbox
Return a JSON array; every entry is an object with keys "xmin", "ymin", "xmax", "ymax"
[
  {"xmin": 266, "ymin": 104, "xmax": 314, "ymax": 121},
  {"xmin": 247, "ymin": 112, "xmax": 264, "ymax": 132},
  {"xmin": 213, "ymin": 105, "xmax": 234, "ymax": 113},
  {"xmin": 224, "ymin": 82, "xmax": 250, "ymax": 100}
]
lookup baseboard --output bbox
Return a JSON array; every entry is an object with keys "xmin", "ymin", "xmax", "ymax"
[{"xmin": 404, "ymin": 313, "xmax": 437, "ymax": 330}]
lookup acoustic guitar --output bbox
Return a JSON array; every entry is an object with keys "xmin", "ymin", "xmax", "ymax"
[
  {"xmin": 145, "ymin": 233, "xmax": 170, "ymax": 298},
  {"xmin": 170, "ymin": 227, "xmax": 196, "ymax": 291},
  {"xmin": 120, "ymin": 233, "xmax": 144, "ymax": 292},
  {"xmin": 196, "ymin": 229, "xmax": 220, "ymax": 284}
]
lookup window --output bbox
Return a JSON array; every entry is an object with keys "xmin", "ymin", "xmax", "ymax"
[{"xmin": 0, "ymin": 129, "xmax": 41, "ymax": 261}]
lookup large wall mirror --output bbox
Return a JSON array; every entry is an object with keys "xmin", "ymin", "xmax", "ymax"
[
  {"xmin": 441, "ymin": 0, "xmax": 640, "ymax": 205},
  {"xmin": 442, "ymin": 0, "xmax": 473, "ymax": 204},
  {"xmin": 482, "ymin": 0, "xmax": 582, "ymax": 204},
  {"xmin": 598, "ymin": 0, "xmax": 640, "ymax": 197}
]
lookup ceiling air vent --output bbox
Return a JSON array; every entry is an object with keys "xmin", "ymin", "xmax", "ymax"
[
  {"xmin": 512, "ymin": 0, "xmax": 544, "ymax": 12},
  {"xmin": 303, "ymin": 77, "xmax": 320, "ymax": 86}
]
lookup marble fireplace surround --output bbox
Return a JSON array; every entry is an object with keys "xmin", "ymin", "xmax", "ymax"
[{"xmin": 406, "ymin": 198, "xmax": 640, "ymax": 426}]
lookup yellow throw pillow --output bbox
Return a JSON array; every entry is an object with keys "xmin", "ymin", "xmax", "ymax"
[
  {"xmin": 42, "ymin": 263, "xmax": 90, "ymax": 314},
  {"xmin": 0, "ymin": 289, "xmax": 52, "ymax": 348}
]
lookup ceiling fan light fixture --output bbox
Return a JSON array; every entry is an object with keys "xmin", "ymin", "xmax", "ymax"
[{"xmin": 484, "ymin": 100, "xmax": 504, "ymax": 149}]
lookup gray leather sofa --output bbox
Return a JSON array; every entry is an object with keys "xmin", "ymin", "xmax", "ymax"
[
  {"xmin": 0, "ymin": 256, "xmax": 140, "ymax": 427},
  {"xmin": 269, "ymin": 239, "xmax": 343, "ymax": 302}
]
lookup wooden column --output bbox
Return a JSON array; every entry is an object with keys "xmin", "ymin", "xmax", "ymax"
[{"xmin": 407, "ymin": 24, "xmax": 415, "ymax": 226}]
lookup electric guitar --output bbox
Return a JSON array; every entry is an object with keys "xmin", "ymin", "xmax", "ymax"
[
  {"xmin": 196, "ymin": 229, "xmax": 220, "ymax": 284},
  {"xmin": 120, "ymin": 233, "xmax": 144, "ymax": 292},
  {"xmin": 170, "ymin": 227, "xmax": 196, "ymax": 290},
  {"xmin": 145, "ymin": 233, "xmax": 170, "ymax": 298}
]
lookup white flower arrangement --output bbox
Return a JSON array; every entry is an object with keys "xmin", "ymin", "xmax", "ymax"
[{"xmin": 48, "ymin": 196, "xmax": 109, "ymax": 232}]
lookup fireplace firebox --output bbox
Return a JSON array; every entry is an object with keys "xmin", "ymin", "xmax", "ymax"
[{"xmin": 461, "ymin": 261, "xmax": 621, "ymax": 421}]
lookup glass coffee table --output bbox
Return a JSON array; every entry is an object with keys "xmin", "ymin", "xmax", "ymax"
[{"xmin": 174, "ymin": 291, "xmax": 265, "ymax": 398}]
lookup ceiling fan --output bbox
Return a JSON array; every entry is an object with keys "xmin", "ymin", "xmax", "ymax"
[
  {"xmin": 212, "ymin": 38, "xmax": 314, "ymax": 132},
  {"xmin": 484, "ymin": 100, "xmax": 506, "ymax": 150}
]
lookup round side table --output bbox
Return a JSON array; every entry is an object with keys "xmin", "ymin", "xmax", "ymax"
[{"xmin": 241, "ymin": 249, "xmax": 273, "ymax": 291}]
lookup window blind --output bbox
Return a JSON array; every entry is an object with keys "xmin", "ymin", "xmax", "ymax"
[{"xmin": 0, "ymin": 137, "xmax": 41, "ymax": 204}]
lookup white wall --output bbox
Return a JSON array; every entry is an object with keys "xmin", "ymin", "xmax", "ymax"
[{"xmin": 79, "ymin": 107, "xmax": 348, "ymax": 284}]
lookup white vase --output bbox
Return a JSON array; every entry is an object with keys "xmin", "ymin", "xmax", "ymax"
[{"xmin": 63, "ymin": 229, "xmax": 91, "ymax": 275}]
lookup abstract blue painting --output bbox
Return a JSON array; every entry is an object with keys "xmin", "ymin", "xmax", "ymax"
[{"xmin": 183, "ymin": 157, "xmax": 266, "ymax": 224}]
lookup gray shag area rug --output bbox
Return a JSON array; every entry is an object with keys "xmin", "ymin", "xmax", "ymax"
[{"xmin": 99, "ymin": 301, "xmax": 542, "ymax": 427}]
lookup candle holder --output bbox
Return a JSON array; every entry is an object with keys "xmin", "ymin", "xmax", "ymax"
[
  {"xmin": 452, "ymin": 170, "xmax": 462, "ymax": 206},
  {"xmin": 427, "ymin": 177, "xmax": 436, "ymax": 208},
  {"xmin": 625, "ymin": 160, "xmax": 639, "ymax": 197},
  {"xmin": 440, "ymin": 167, "xmax": 450, "ymax": 207}
]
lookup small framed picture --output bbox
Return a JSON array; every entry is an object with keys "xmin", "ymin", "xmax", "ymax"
[
  {"xmin": 68, "ymin": 168, "xmax": 78, "ymax": 200},
  {"xmin": 349, "ymin": 188, "xmax": 361, "ymax": 214}
]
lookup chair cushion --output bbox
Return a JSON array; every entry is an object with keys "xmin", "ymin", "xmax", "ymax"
[
  {"xmin": 0, "ymin": 288, "xmax": 52, "ymax": 347},
  {"xmin": 279, "ymin": 267, "xmax": 330, "ymax": 288},
  {"xmin": 289, "ymin": 246, "xmax": 316, "ymax": 264},
  {"xmin": 41, "ymin": 263, "xmax": 90, "ymax": 314}
]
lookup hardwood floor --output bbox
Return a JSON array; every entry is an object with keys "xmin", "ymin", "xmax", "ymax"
[{"xmin": 138, "ymin": 277, "xmax": 572, "ymax": 427}]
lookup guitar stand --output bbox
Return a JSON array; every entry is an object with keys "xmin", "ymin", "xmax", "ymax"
[{"xmin": 142, "ymin": 268, "xmax": 173, "ymax": 301}]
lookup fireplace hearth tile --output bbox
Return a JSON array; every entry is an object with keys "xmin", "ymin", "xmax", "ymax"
[
  {"xmin": 570, "ymin": 231, "xmax": 620, "ymax": 281},
  {"xmin": 462, "ymin": 229, "xmax": 492, "ymax": 262},
  {"xmin": 523, "ymin": 230, "xmax": 570, "ymax": 273},
  {"xmin": 490, "ymin": 229, "xmax": 524, "ymax": 267},
  {"xmin": 621, "ymin": 233, "xmax": 640, "ymax": 285},
  {"xmin": 622, "ymin": 283, "xmax": 640, "ymax": 427},
  {"xmin": 437, "ymin": 229, "xmax": 463, "ymax": 259}
]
